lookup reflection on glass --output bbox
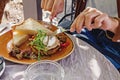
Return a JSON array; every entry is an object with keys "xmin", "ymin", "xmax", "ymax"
[{"xmin": 2, "ymin": 0, "xmax": 24, "ymax": 24}]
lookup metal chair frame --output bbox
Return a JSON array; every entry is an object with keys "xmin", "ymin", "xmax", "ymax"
[{"xmin": 58, "ymin": 0, "xmax": 76, "ymax": 24}]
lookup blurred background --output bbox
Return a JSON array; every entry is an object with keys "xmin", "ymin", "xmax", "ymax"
[
  {"xmin": 1, "ymin": 0, "xmax": 74, "ymax": 26},
  {"xmin": 1, "ymin": 0, "xmax": 24, "ymax": 24}
]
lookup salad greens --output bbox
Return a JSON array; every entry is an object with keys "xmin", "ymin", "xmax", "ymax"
[{"xmin": 30, "ymin": 30, "xmax": 47, "ymax": 52}]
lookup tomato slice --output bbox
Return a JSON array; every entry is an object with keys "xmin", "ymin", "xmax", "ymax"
[{"xmin": 60, "ymin": 42, "xmax": 70, "ymax": 47}]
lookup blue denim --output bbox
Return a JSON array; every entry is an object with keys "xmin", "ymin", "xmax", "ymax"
[
  {"xmin": 59, "ymin": 21, "xmax": 120, "ymax": 69},
  {"xmin": 75, "ymin": 29, "xmax": 120, "ymax": 69}
]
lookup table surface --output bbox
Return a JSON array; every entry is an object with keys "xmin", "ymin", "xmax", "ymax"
[
  {"xmin": 0, "ymin": 23, "xmax": 120, "ymax": 80},
  {"xmin": 0, "ymin": 34, "xmax": 120, "ymax": 80}
]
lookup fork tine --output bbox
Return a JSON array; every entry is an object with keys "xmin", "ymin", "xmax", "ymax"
[{"xmin": 52, "ymin": 27, "xmax": 70, "ymax": 35}]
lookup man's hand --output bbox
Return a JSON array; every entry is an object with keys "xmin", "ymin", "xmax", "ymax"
[
  {"xmin": 41, "ymin": 0, "xmax": 64, "ymax": 20},
  {"xmin": 70, "ymin": 7, "xmax": 119, "ymax": 34}
]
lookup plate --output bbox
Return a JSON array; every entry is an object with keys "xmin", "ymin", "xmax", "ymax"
[{"xmin": 0, "ymin": 21, "xmax": 74, "ymax": 64}]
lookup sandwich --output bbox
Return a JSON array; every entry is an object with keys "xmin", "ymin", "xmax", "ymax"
[
  {"xmin": 9, "ymin": 18, "xmax": 67, "ymax": 60},
  {"xmin": 12, "ymin": 18, "xmax": 53, "ymax": 47}
]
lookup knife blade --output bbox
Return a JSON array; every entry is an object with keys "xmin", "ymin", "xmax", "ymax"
[{"xmin": 0, "ymin": 26, "xmax": 8, "ymax": 33}]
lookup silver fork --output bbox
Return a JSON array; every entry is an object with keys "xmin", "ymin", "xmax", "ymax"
[{"xmin": 51, "ymin": 27, "xmax": 70, "ymax": 36}]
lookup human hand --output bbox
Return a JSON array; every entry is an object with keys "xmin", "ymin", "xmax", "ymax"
[
  {"xmin": 41, "ymin": 0, "xmax": 64, "ymax": 20},
  {"xmin": 70, "ymin": 7, "xmax": 119, "ymax": 33},
  {"xmin": 111, "ymin": 18, "xmax": 120, "ymax": 42}
]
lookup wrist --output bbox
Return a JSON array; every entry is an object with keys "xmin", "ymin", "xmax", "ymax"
[
  {"xmin": 112, "ymin": 17, "xmax": 120, "ymax": 42},
  {"xmin": 106, "ymin": 17, "xmax": 120, "ymax": 42}
]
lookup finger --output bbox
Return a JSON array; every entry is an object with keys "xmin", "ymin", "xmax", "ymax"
[
  {"xmin": 46, "ymin": 0, "xmax": 54, "ymax": 11},
  {"xmin": 50, "ymin": 9, "xmax": 57, "ymax": 20},
  {"xmin": 52, "ymin": 0, "xmax": 64, "ymax": 13},
  {"xmin": 70, "ymin": 9, "xmax": 92, "ymax": 33},
  {"xmin": 96, "ymin": 13, "xmax": 110, "ymax": 30},
  {"xmin": 83, "ymin": 7, "xmax": 91, "ymax": 12},
  {"xmin": 70, "ymin": 18, "xmax": 77, "ymax": 32},
  {"xmin": 50, "ymin": 0, "xmax": 64, "ymax": 20},
  {"xmin": 50, "ymin": 0, "xmax": 59, "ymax": 19},
  {"xmin": 70, "ymin": 7, "xmax": 93, "ymax": 33},
  {"xmin": 43, "ymin": 0, "xmax": 48, "ymax": 10},
  {"xmin": 93, "ymin": 13, "xmax": 107, "ymax": 29},
  {"xmin": 75, "ymin": 13, "xmax": 85, "ymax": 33},
  {"xmin": 41, "ymin": 0, "xmax": 45, "ymax": 9},
  {"xmin": 84, "ymin": 10, "xmax": 102, "ymax": 30}
]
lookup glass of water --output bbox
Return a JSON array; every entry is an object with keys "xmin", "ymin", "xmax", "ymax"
[{"xmin": 24, "ymin": 60, "xmax": 64, "ymax": 80}]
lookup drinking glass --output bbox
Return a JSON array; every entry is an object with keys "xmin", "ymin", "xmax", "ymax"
[{"xmin": 24, "ymin": 60, "xmax": 64, "ymax": 80}]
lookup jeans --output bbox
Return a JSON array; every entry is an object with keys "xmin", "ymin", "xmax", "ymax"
[
  {"xmin": 77, "ymin": 29, "xmax": 120, "ymax": 69},
  {"xmin": 59, "ymin": 22, "xmax": 120, "ymax": 69}
]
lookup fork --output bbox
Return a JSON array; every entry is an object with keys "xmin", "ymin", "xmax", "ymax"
[{"xmin": 51, "ymin": 27, "xmax": 70, "ymax": 36}]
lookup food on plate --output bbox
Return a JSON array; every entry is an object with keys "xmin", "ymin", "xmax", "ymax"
[
  {"xmin": 12, "ymin": 18, "xmax": 53, "ymax": 46},
  {"xmin": 9, "ymin": 18, "xmax": 69, "ymax": 60}
]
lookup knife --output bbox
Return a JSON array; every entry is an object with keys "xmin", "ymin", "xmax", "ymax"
[{"xmin": 0, "ymin": 26, "xmax": 8, "ymax": 33}]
